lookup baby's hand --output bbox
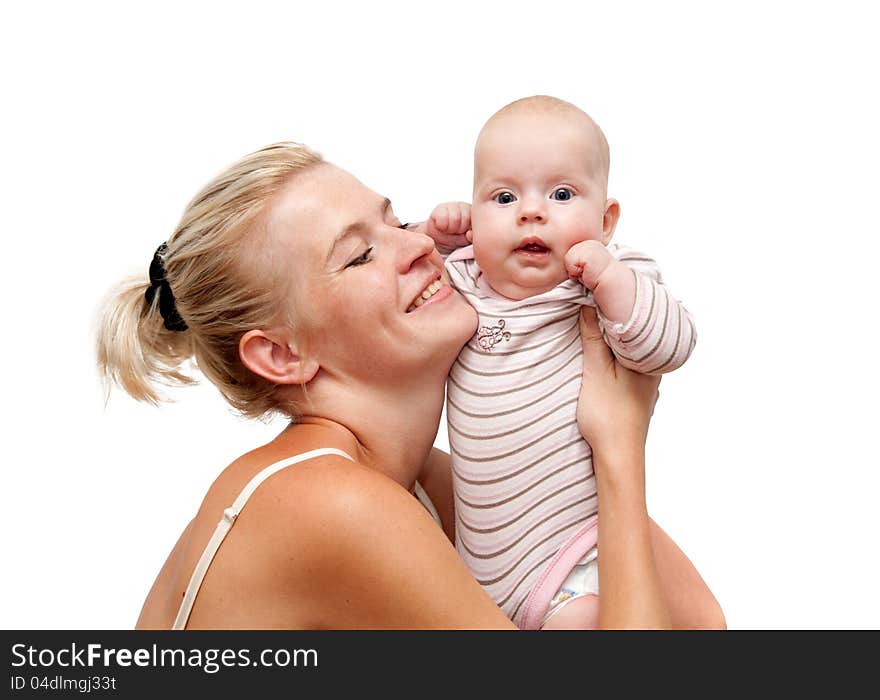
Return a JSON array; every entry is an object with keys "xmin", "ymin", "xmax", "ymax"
[
  {"xmin": 564, "ymin": 240, "xmax": 616, "ymax": 289},
  {"xmin": 565, "ymin": 241, "xmax": 636, "ymax": 325},
  {"xmin": 425, "ymin": 201, "xmax": 472, "ymax": 250}
]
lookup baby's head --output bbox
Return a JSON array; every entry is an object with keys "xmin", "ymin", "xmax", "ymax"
[{"xmin": 471, "ymin": 95, "xmax": 620, "ymax": 300}]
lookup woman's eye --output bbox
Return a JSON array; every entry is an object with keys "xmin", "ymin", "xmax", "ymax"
[
  {"xmin": 551, "ymin": 188, "xmax": 573, "ymax": 201},
  {"xmin": 345, "ymin": 247, "xmax": 373, "ymax": 268},
  {"xmin": 495, "ymin": 192, "xmax": 516, "ymax": 205}
]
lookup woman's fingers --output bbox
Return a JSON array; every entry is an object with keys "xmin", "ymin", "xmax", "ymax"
[
  {"xmin": 579, "ymin": 306, "xmax": 613, "ymax": 367},
  {"xmin": 577, "ymin": 305, "xmax": 662, "ymax": 453}
]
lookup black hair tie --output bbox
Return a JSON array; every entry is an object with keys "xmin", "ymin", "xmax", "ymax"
[{"xmin": 144, "ymin": 243, "xmax": 189, "ymax": 332}]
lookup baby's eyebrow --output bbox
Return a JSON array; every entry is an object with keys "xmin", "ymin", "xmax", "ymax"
[
  {"xmin": 477, "ymin": 180, "xmax": 512, "ymax": 191},
  {"xmin": 325, "ymin": 198, "xmax": 392, "ymax": 265}
]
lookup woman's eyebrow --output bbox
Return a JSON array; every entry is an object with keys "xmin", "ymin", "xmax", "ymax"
[{"xmin": 325, "ymin": 198, "xmax": 392, "ymax": 265}]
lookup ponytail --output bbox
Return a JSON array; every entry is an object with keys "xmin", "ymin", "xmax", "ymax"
[
  {"xmin": 95, "ymin": 142, "xmax": 323, "ymax": 417},
  {"xmin": 96, "ymin": 275, "xmax": 196, "ymax": 405}
]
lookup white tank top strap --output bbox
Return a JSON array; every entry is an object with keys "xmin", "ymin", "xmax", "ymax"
[
  {"xmin": 412, "ymin": 481, "xmax": 441, "ymax": 526},
  {"xmin": 172, "ymin": 447, "xmax": 354, "ymax": 630}
]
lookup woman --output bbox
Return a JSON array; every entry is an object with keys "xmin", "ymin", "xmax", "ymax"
[{"xmin": 98, "ymin": 142, "xmax": 723, "ymax": 629}]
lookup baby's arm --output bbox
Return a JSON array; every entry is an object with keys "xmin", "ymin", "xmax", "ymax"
[
  {"xmin": 408, "ymin": 202, "xmax": 472, "ymax": 256},
  {"xmin": 565, "ymin": 240, "xmax": 636, "ymax": 324},
  {"xmin": 565, "ymin": 240, "xmax": 696, "ymax": 375}
]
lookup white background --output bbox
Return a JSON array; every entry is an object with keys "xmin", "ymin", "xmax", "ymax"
[{"xmin": 2, "ymin": 1, "xmax": 878, "ymax": 630}]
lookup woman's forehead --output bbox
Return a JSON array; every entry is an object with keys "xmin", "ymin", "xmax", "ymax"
[{"xmin": 267, "ymin": 163, "xmax": 384, "ymax": 253}]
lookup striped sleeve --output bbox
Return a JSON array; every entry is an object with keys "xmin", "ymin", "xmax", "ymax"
[{"xmin": 597, "ymin": 245, "xmax": 697, "ymax": 375}]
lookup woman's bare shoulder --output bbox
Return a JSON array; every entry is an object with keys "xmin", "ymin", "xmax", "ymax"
[
  {"xmin": 206, "ymin": 448, "xmax": 432, "ymax": 565},
  {"xmin": 136, "ymin": 448, "xmax": 375, "ymax": 629},
  {"xmin": 248, "ymin": 452, "xmax": 431, "ymax": 540},
  {"xmin": 254, "ymin": 456, "xmax": 512, "ymax": 628},
  {"xmin": 139, "ymin": 443, "xmax": 512, "ymax": 629}
]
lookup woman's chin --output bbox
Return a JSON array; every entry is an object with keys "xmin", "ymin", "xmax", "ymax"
[
  {"xmin": 452, "ymin": 297, "xmax": 479, "ymax": 345},
  {"xmin": 397, "ymin": 292, "xmax": 476, "ymax": 378}
]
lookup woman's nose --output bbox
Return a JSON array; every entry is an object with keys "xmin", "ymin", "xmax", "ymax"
[{"xmin": 396, "ymin": 229, "xmax": 436, "ymax": 272}]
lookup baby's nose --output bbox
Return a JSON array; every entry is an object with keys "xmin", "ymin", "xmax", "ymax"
[
  {"xmin": 518, "ymin": 197, "xmax": 546, "ymax": 223},
  {"xmin": 519, "ymin": 212, "xmax": 544, "ymax": 223}
]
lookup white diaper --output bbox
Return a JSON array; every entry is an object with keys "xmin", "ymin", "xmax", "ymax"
[{"xmin": 541, "ymin": 547, "xmax": 600, "ymax": 626}]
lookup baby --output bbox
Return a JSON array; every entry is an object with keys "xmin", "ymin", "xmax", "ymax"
[{"xmin": 419, "ymin": 96, "xmax": 696, "ymax": 629}]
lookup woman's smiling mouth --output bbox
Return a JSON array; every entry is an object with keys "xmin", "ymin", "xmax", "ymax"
[{"xmin": 406, "ymin": 280, "xmax": 445, "ymax": 312}]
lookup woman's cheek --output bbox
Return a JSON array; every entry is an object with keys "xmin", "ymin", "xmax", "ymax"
[{"xmin": 429, "ymin": 248, "xmax": 446, "ymax": 271}]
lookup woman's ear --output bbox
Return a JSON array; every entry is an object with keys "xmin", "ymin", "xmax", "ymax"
[
  {"xmin": 601, "ymin": 198, "xmax": 621, "ymax": 246},
  {"xmin": 239, "ymin": 329, "xmax": 319, "ymax": 385}
]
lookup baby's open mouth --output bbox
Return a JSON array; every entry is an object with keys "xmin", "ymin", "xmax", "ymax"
[{"xmin": 516, "ymin": 238, "xmax": 550, "ymax": 254}]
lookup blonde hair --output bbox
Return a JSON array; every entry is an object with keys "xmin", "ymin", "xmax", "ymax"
[{"xmin": 96, "ymin": 142, "xmax": 323, "ymax": 420}]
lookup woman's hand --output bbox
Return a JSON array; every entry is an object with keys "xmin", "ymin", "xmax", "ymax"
[
  {"xmin": 576, "ymin": 306, "xmax": 660, "ymax": 460},
  {"xmin": 578, "ymin": 306, "xmax": 671, "ymax": 628}
]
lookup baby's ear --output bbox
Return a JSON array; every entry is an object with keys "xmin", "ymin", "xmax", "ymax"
[{"xmin": 601, "ymin": 199, "xmax": 620, "ymax": 245}]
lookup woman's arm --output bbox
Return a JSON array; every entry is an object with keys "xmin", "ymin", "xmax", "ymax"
[
  {"xmin": 576, "ymin": 306, "xmax": 671, "ymax": 629},
  {"xmin": 593, "ymin": 449, "xmax": 670, "ymax": 629},
  {"xmin": 136, "ymin": 519, "xmax": 195, "ymax": 629}
]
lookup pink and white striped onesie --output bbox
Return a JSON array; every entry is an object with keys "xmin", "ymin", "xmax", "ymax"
[{"xmin": 445, "ymin": 243, "xmax": 696, "ymax": 629}]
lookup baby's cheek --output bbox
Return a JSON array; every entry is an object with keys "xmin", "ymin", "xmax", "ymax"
[
  {"xmin": 565, "ymin": 224, "xmax": 603, "ymax": 249},
  {"xmin": 469, "ymin": 206, "xmax": 498, "ymax": 244},
  {"xmin": 471, "ymin": 236, "xmax": 497, "ymax": 273}
]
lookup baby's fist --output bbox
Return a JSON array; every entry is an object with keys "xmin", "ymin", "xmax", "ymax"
[
  {"xmin": 564, "ymin": 240, "xmax": 615, "ymax": 290},
  {"xmin": 425, "ymin": 201, "xmax": 472, "ymax": 250}
]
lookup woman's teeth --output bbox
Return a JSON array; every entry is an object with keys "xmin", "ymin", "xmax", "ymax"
[{"xmin": 407, "ymin": 280, "xmax": 443, "ymax": 312}]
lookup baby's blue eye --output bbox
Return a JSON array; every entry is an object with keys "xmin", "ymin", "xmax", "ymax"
[
  {"xmin": 495, "ymin": 192, "xmax": 516, "ymax": 205},
  {"xmin": 552, "ymin": 188, "xmax": 573, "ymax": 201}
]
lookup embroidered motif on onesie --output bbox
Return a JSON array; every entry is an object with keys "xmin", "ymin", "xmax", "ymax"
[{"xmin": 476, "ymin": 319, "xmax": 511, "ymax": 352}]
